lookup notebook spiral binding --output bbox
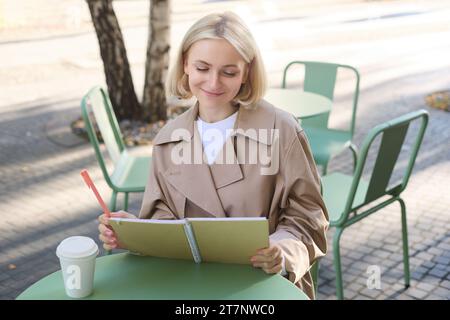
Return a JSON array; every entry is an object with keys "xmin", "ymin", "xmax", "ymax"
[{"xmin": 183, "ymin": 220, "xmax": 201, "ymax": 263}]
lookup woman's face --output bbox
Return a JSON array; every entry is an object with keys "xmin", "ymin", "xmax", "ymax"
[{"xmin": 184, "ymin": 38, "xmax": 248, "ymax": 110}]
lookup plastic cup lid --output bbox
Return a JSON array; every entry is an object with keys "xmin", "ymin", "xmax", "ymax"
[{"xmin": 56, "ymin": 236, "xmax": 99, "ymax": 259}]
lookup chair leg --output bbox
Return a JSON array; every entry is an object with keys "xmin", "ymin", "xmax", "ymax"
[
  {"xmin": 124, "ymin": 192, "xmax": 129, "ymax": 211},
  {"xmin": 110, "ymin": 191, "xmax": 117, "ymax": 212},
  {"xmin": 310, "ymin": 260, "xmax": 320, "ymax": 297},
  {"xmin": 333, "ymin": 228, "xmax": 345, "ymax": 300},
  {"xmin": 321, "ymin": 160, "xmax": 329, "ymax": 175},
  {"xmin": 398, "ymin": 197, "xmax": 410, "ymax": 288},
  {"xmin": 106, "ymin": 191, "xmax": 118, "ymax": 256},
  {"xmin": 349, "ymin": 143, "xmax": 358, "ymax": 173}
]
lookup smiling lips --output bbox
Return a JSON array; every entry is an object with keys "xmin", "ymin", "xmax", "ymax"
[{"xmin": 201, "ymin": 89, "xmax": 224, "ymax": 97}]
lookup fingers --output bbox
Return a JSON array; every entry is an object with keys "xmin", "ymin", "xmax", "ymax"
[
  {"xmin": 97, "ymin": 211, "xmax": 135, "ymax": 252},
  {"xmin": 98, "ymin": 213, "xmax": 109, "ymax": 226},
  {"xmin": 258, "ymin": 245, "xmax": 279, "ymax": 257},
  {"xmin": 253, "ymin": 256, "xmax": 283, "ymax": 274},
  {"xmin": 252, "ymin": 246, "xmax": 281, "ymax": 262},
  {"xmin": 252, "ymin": 255, "xmax": 283, "ymax": 272},
  {"xmin": 98, "ymin": 211, "xmax": 135, "ymax": 225},
  {"xmin": 251, "ymin": 245, "xmax": 283, "ymax": 274},
  {"xmin": 98, "ymin": 223, "xmax": 114, "ymax": 237},
  {"xmin": 99, "ymin": 233, "xmax": 117, "ymax": 249},
  {"xmin": 264, "ymin": 263, "xmax": 283, "ymax": 274},
  {"xmin": 111, "ymin": 211, "xmax": 137, "ymax": 219},
  {"xmin": 98, "ymin": 213, "xmax": 117, "ymax": 250}
]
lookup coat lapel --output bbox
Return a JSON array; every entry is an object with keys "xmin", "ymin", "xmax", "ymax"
[
  {"xmin": 208, "ymin": 133, "xmax": 244, "ymax": 189},
  {"xmin": 208, "ymin": 100, "xmax": 276, "ymax": 188},
  {"xmin": 164, "ymin": 162, "xmax": 227, "ymax": 217},
  {"xmin": 155, "ymin": 103, "xmax": 226, "ymax": 217},
  {"xmin": 152, "ymin": 99, "xmax": 277, "ymax": 217}
]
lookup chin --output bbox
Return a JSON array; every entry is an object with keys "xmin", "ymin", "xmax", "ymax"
[
  {"xmin": 198, "ymin": 100, "xmax": 222, "ymax": 109},
  {"xmin": 199, "ymin": 96, "xmax": 229, "ymax": 106}
]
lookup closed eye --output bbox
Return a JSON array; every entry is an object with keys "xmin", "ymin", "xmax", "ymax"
[
  {"xmin": 195, "ymin": 67, "xmax": 238, "ymax": 77},
  {"xmin": 223, "ymin": 71, "xmax": 237, "ymax": 77}
]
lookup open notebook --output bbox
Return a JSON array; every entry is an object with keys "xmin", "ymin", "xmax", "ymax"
[{"xmin": 109, "ymin": 217, "xmax": 269, "ymax": 265}]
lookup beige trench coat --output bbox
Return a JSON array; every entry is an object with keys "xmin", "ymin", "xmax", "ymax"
[{"xmin": 139, "ymin": 99, "xmax": 329, "ymax": 299}]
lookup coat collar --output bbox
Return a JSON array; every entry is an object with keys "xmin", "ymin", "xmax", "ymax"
[{"xmin": 153, "ymin": 99, "xmax": 277, "ymax": 146}]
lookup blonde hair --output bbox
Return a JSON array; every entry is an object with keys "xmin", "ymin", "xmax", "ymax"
[{"xmin": 166, "ymin": 11, "xmax": 267, "ymax": 109}]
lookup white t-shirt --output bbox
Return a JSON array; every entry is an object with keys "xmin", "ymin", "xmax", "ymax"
[
  {"xmin": 196, "ymin": 110, "xmax": 288, "ymax": 276},
  {"xmin": 196, "ymin": 111, "xmax": 238, "ymax": 165}
]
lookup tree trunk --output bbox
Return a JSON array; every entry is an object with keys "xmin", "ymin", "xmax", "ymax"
[
  {"xmin": 86, "ymin": 0, "xmax": 141, "ymax": 121},
  {"xmin": 142, "ymin": 0, "xmax": 170, "ymax": 122}
]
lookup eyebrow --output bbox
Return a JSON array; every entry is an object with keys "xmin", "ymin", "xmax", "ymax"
[{"xmin": 194, "ymin": 60, "xmax": 239, "ymax": 68}]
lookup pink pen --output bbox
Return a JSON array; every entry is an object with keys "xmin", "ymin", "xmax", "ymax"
[{"xmin": 80, "ymin": 169, "xmax": 112, "ymax": 217}]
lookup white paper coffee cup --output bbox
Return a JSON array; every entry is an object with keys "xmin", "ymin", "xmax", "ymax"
[{"xmin": 56, "ymin": 236, "xmax": 99, "ymax": 298}]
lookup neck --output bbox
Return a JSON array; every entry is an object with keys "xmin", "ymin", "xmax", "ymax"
[{"xmin": 198, "ymin": 102, "xmax": 237, "ymax": 123}]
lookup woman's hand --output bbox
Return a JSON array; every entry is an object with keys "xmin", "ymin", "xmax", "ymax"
[
  {"xmin": 250, "ymin": 244, "xmax": 284, "ymax": 274},
  {"xmin": 98, "ymin": 211, "xmax": 137, "ymax": 251}
]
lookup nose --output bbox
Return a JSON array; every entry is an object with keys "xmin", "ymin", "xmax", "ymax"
[{"xmin": 208, "ymin": 72, "xmax": 221, "ymax": 90}]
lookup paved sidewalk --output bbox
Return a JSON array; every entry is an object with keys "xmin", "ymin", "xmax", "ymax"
[{"xmin": 0, "ymin": 0, "xmax": 449, "ymax": 300}]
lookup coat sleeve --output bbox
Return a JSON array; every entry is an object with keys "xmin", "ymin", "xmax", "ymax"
[
  {"xmin": 139, "ymin": 145, "xmax": 178, "ymax": 220},
  {"xmin": 269, "ymin": 129, "xmax": 329, "ymax": 284}
]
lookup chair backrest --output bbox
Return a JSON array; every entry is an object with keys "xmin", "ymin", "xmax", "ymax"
[
  {"xmin": 81, "ymin": 86, "xmax": 126, "ymax": 187},
  {"xmin": 281, "ymin": 61, "xmax": 360, "ymax": 135},
  {"xmin": 337, "ymin": 109, "xmax": 429, "ymax": 225}
]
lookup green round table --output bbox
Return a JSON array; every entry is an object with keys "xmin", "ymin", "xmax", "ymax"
[
  {"xmin": 17, "ymin": 253, "xmax": 308, "ymax": 300},
  {"xmin": 264, "ymin": 89, "xmax": 332, "ymax": 119}
]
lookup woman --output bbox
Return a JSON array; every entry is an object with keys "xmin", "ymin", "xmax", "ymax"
[{"xmin": 98, "ymin": 11, "xmax": 329, "ymax": 299}]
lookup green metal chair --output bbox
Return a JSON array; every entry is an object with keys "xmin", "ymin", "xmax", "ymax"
[
  {"xmin": 319, "ymin": 109, "xmax": 428, "ymax": 299},
  {"xmin": 81, "ymin": 86, "xmax": 151, "ymax": 211},
  {"xmin": 310, "ymin": 260, "xmax": 320, "ymax": 298},
  {"xmin": 282, "ymin": 61, "xmax": 360, "ymax": 174}
]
